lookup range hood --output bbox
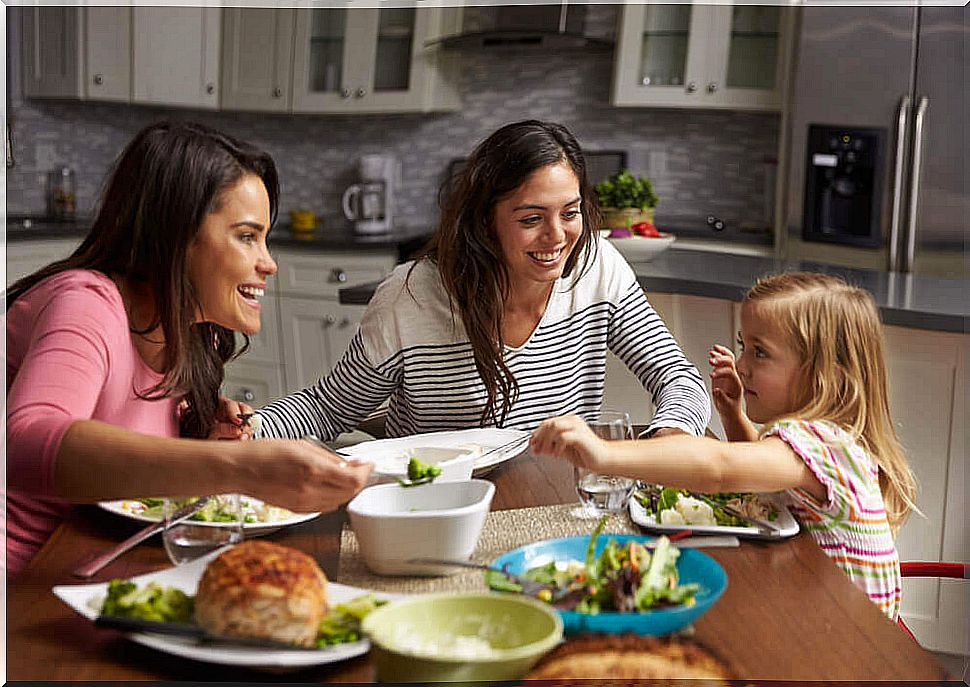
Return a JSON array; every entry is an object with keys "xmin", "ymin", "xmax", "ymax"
[{"xmin": 427, "ymin": 4, "xmax": 613, "ymax": 51}]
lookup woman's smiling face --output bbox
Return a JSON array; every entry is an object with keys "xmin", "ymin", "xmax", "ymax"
[
  {"xmin": 736, "ymin": 302, "xmax": 804, "ymax": 423},
  {"xmin": 185, "ymin": 173, "xmax": 276, "ymax": 335},
  {"xmin": 492, "ymin": 161, "xmax": 584, "ymax": 292}
]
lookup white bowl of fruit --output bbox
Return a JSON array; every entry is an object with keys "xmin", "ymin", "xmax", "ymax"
[{"xmin": 601, "ymin": 221, "xmax": 676, "ymax": 262}]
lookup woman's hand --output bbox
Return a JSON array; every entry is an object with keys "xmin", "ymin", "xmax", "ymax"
[
  {"xmin": 530, "ymin": 415, "xmax": 612, "ymax": 472},
  {"xmin": 709, "ymin": 344, "xmax": 744, "ymax": 419},
  {"xmin": 210, "ymin": 396, "xmax": 254, "ymax": 441},
  {"xmin": 236, "ymin": 439, "xmax": 373, "ymax": 514}
]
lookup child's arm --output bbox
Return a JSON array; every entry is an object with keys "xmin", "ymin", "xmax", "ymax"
[
  {"xmin": 709, "ymin": 344, "xmax": 759, "ymax": 442},
  {"xmin": 531, "ymin": 415, "xmax": 826, "ymax": 499}
]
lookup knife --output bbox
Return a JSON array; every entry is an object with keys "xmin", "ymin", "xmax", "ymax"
[
  {"xmin": 94, "ymin": 614, "xmax": 323, "ymax": 650},
  {"xmin": 72, "ymin": 497, "xmax": 212, "ymax": 579},
  {"xmin": 686, "ymin": 491, "xmax": 783, "ymax": 537}
]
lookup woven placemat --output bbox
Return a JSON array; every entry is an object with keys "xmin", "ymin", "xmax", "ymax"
[{"xmin": 336, "ymin": 503, "xmax": 639, "ymax": 594}]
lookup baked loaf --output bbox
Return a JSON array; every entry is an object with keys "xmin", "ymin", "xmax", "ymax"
[
  {"xmin": 527, "ymin": 633, "xmax": 731, "ymax": 681},
  {"xmin": 194, "ymin": 540, "xmax": 328, "ymax": 647}
]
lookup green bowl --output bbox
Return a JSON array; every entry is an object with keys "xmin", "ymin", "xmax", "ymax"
[{"xmin": 361, "ymin": 592, "xmax": 563, "ymax": 683}]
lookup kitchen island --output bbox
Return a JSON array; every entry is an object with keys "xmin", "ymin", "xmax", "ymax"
[{"xmin": 338, "ymin": 245, "xmax": 969, "ymax": 658}]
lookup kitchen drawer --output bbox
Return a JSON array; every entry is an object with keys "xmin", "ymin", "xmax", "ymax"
[{"xmin": 274, "ymin": 249, "xmax": 395, "ymax": 299}]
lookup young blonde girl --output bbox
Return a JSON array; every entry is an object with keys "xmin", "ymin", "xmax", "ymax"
[{"xmin": 531, "ymin": 272, "xmax": 918, "ymax": 620}]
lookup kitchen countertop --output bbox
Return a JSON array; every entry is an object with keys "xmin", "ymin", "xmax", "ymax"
[{"xmin": 339, "ymin": 246, "xmax": 969, "ymax": 333}]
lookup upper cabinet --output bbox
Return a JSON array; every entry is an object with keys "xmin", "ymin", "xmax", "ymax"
[
  {"xmin": 612, "ymin": 4, "xmax": 793, "ymax": 111},
  {"xmin": 221, "ymin": 8, "xmax": 296, "ymax": 113},
  {"xmin": 21, "ymin": 6, "xmax": 220, "ymax": 110},
  {"xmin": 131, "ymin": 7, "xmax": 221, "ymax": 109},
  {"xmin": 290, "ymin": 7, "xmax": 459, "ymax": 113}
]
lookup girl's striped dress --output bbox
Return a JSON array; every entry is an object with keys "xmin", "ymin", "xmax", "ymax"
[{"xmin": 765, "ymin": 418, "xmax": 902, "ymax": 619}]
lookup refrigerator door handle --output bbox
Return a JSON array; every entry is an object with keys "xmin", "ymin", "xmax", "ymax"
[
  {"xmin": 888, "ymin": 95, "xmax": 911, "ymax": 272},
  {"xmin": 902, "ymin": 95, "xmax": 929, "ymax": 273}
]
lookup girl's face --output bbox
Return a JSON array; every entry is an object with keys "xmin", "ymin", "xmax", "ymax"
[
  {"xmin": 736, "ymin": 302, "xmax": 803, "ymax": 423},
  {"xmin": 185, "ymin": 173, "xmax": 276, "ymax": 335},
  {"xmin": 492, "ymin": 162, "xmax": 584, "ymax": 293}
]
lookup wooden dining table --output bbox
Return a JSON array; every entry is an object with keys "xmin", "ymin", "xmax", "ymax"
[{"xmin": 7, "ymin": 451, "xmax": 946, "ymax": 682}]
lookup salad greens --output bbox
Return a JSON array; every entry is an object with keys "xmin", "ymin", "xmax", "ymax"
[
  {"xmin": 136, "ymin": 496, "xmax": 257, "ymax": 523},
  {"xmin": 101, "ymin": 579, "xmax": 194, "ymax": 623},
  {"xmin": 101, "ymin": 580, "xmax": 382, "ymax": 647},
  {"xmin": 316, "ymin": 593, "xmax": 387, "ymax": 647},
  {"xmin": 636, "ymin": 486, "xmax": 778, "ymax": 527},
  {"xmin": 406, "ymin": 456, "xmax": 442, "ymax": 483},
  {"xmin": 487, "ymin": 517, "xmax": 699, "ymax": 614}
]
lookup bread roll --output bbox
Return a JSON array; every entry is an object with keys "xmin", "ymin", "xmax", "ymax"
[{"xmin": 194, "ymin": 540, "xmax": 328, "ymax": 647}]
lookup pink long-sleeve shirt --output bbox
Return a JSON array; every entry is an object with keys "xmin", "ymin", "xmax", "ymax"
[{"xmin": 5, "ymin": 269, "xmax": 178, "ymax": 578}]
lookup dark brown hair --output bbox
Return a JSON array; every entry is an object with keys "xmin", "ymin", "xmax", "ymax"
[
  {"xmin": 416, "ymin": 120, "xmax": 599, "ymax": 426},
  {"xmin": 6, "ymin": 121, "xmax": 280, "ymax": 438}
]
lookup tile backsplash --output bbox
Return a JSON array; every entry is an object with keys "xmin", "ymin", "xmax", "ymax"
[{"xmin": 7, "ymin": 50, "xmax": 778, "ymax": 234}]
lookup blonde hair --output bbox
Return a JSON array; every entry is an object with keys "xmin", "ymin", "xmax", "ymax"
[{"xmin": 745, "ymin": 272, "xmax": 917, "ymax": 532}]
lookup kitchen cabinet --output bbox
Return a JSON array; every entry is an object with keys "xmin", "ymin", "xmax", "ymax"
[
  {"xmin": 221, "ymin": 8, "xmax": 296, "ymax": 113},
  {"xmin": 20, "ymin": 6, "xmax": 219, "ymax": 109},
  {"xmin": 290, "ymin": 7, "xmax": 460, "ymax": 114},
  {"xmin": 131, "ymin": 7, "xmax": 220, "ymax": 109},
  {"xmin": 612, "ymin": 4, "xmax": 793, "ymax": 111},
  {"xmin": 607, "ymin": 287, "xmax": 968, "ymax": 656}
]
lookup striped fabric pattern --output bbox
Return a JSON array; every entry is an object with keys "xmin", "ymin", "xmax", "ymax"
[
  {"xmin": 257, "ymin": 240, "xmax": 710, "ymax": 441},
  {"xmin": 765, "ymin": 418, "xmax": 902, "ymax": 620}
]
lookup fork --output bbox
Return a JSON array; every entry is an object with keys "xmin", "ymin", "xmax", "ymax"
[{"xmin": 406, "ymin": 557, "xmax": 566, "ymax": 600}]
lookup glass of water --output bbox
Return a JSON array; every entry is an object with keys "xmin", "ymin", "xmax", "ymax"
[
  {"xmin": 163, "ymin": 494, "xmax": 243, "ymax": 565},
  {"xmin": 574, "ymin": 411, "xmax": 636, "ymax": 515}
]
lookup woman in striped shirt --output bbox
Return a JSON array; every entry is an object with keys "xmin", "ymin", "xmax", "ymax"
[
  {"xmin": 255, "ymin": 120, "xmax": 710, "ymax": 441},
  {"xmin": 532, "ymin": 272, "xmax": 917, "ymax": 619}
]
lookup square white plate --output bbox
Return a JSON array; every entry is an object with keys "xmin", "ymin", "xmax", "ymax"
[
  {"xmin": 340, "ymin": 428, "xmax": 529, "ymax": 476},
  {"xmin": 53, "ymin": 547, "xmax": 397, "ymax": 669}
]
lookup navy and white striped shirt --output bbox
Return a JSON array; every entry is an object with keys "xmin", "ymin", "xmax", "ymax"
[{"xmin": 257, "ymin": 239, "xmax": 710, "ymax": 440}]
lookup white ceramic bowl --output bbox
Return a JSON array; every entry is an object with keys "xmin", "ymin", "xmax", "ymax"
[
  {"xmin": 347, "ymin": 479, "xmax": 495, "ymax": 576},
  {"xmin": 606, "ymin": 232, "xmax": 676, "ymax": 262}
]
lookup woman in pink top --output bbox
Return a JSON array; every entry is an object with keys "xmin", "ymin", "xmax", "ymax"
[{"xmin": 5, "ymin": 122, "xmax": 372, "ymax": 578}]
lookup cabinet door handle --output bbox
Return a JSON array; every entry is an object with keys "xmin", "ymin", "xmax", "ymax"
[
  {"xmin": 686, "ymin": 81, "xmax": 697, "ymax": 94},
  {"xmin": 206, "ymin": 83, "xmax": 215, "ymax": 95},
  {"xmin": 355, "ymin": 88, "xmax": 367, "ymax": 98},
  {"xmin": 341, "ymin": 87, "xmax": 352, "ymax": 99},
  {"xmin": 707, "ymin": 82, "xmax": 718, "ymax": 94},
  {"xmin": 328, "ymin": 268, "xmax": 347, "ymax": 283},
  {"xmin": 322, "ymin": 315, "xmax": 337, "ymax": 328},
  {"xmin": 93, "ymin": 74, "xmax": 104, "ymax": 85},
  {"xmin": 272, "ymin": 87, "xmax": 282, "ymax": 98},
  {"xmin": 238, "ymin": 388, "xmax": 256, "ymax": 402},
  {"xmin": 339, "ymin": 317, "xmax": 351, "ymax": 328}
]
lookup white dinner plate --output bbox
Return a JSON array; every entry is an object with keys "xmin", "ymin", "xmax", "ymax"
[
  {"xmin": 53, "ymin": 547, "xmax": 398, "ymax": 669},
  {"xmin": 339, "ymin": 428, "xmax": 530, "ymax": 477},
  {"xmin": 98, "ymin": 497, "xmax": 319, "ymax": 535},
  {"xmin": 628, "ymin": 493, "xmax": 800, "ymax": 541}
]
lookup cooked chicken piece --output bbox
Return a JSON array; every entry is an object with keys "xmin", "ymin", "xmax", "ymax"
[{"xmin": 194, "ymin": 540, "xmax": 328, "ymax": 647}]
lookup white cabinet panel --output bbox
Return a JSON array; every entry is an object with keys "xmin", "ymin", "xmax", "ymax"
[
  {"xmin": 279, "ymin": 296, "xmax": 366, "ymax": 393},
  {"xmin": 85, "ymin": 7, "xmax": 131, "ymax": 102},
  {"xmin": 222, "ymin": 360, "xmax": 284, "ymax": 410},
  {"xmin": 6, "ymin": 239, "xmax": 83, "ymax": 287},
  {"xmin": 221, "ymin": 8, "xmax": 295, "ymax": 112},
  {"xmin": 21, "ymin": 7, "xmax": 82, "ymax": 98},
  {"xmin": 132, "ymin": 7, "xmax": 220, "ymax": 109},
  {"xmin": 274, "ymin": 249, "xmax": 394, "ymax": 299},
  {"xmin": 232, "ymin": 286, "xmax": 281, "ymax": 367}
]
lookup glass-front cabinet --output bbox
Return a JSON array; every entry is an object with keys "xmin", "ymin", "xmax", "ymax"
[
  {"xmin": 613, "ymin": 3, "xmax": 792, "ymax": 110},
  {"xmin": 292, "ymin": 7, "xmax": 459, "ymax": 113}
]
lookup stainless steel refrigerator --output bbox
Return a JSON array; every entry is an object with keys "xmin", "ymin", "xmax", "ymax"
[{"xmin": 784, "ymin": 6, "xmax": 968, "ymax": 279}]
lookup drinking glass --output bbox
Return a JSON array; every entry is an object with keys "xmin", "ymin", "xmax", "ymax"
[
  {"xmin": 163, "ymin": 494, "xmax": 243, "ymax": 565},
  {"xmin": 574, "ymin": 411, "xmax": 636, "ymax": 515}
]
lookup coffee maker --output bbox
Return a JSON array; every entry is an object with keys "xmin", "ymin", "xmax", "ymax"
[{"xmin": 342, "ymin": 154, "xmax": 399, "ymax": 234}]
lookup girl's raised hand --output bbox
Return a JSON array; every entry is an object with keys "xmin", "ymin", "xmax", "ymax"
[
  {"xmin": 210, "ymin": 396, "xmax": 255, "ymax": 440},
  {"xmin": 709, "ymin": 343, "xmax": 744, "ymax": 417},
  {"xmin": 530, "ymin": 415, "xmax": 611, "ymax": 472}
]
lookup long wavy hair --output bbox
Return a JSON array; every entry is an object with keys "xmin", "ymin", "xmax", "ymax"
[
  {"xmin": 415, "ymin": 120, "xmax": 600, "ymax": 426},
  {"xmin": 746, "ymin": 272, "xmax": 917, "ymax": 532},
  {"xmin": 6, "ymin": 121, "xmax": 280, "ymax": 438}
]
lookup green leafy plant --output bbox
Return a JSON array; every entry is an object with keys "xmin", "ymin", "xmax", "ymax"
[{"xmin": 595, "ymin": 170, "xmax": 659, "ymax": 210}]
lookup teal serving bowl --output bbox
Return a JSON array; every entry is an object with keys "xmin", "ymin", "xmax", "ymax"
[
  {"xmin": 491, "ymin": 534, "xmax": 727, "ymax": 636},
  {"xmin": 361, "ymin": 592, "xmax": 563, "ymax": 683}
]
